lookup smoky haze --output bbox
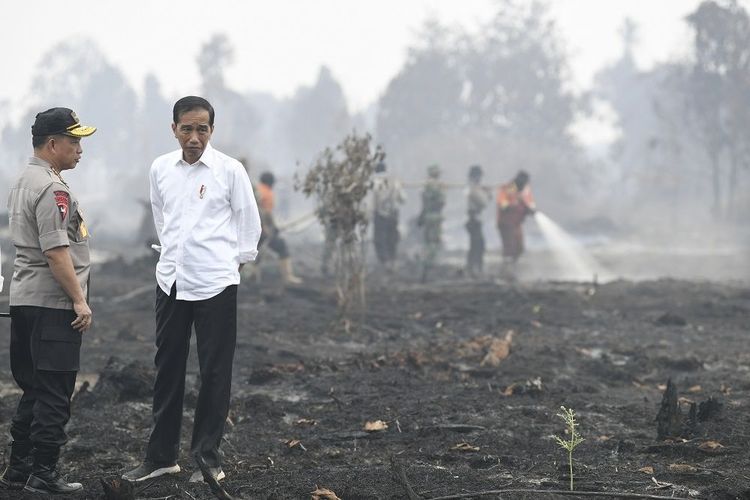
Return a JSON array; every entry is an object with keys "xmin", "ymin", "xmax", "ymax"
[{"xmin": 0, "ymin": 0, "xmax": 748, "ymax": 281}]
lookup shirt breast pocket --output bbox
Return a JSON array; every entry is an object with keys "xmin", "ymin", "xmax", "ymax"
[
  {"xmin": 70, "ymin": 210, "xmax": 90, "ymax": 243},
  {"xmin": 201, "ymin": 178, "xmax": 230, "ymax": 213}
]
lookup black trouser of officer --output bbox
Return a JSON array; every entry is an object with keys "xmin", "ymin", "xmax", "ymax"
[
  {"xmin": 465, "ymin": 217, "xmax": 485, "ymax": 274},
  {"xmin": 9, "ymin": 306, "xmax": 80, "ymax": 471},
  {"xmin": 146, "ymin": 284, "xmax": 237, "ymax": 468}
]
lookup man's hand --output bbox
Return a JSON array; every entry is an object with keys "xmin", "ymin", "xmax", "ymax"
[{"xmin": 71, "ymin": 300, "xmax": 93, "ymax": 332}]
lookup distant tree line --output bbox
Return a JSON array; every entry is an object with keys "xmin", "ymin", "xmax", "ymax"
[
  {"xmin": 376, "ymin": 3, "xmax": 589, "ymax": 222},
  {"xmin": 597, "ymin": 0, "xmax": 750, "ymax": 224},
  {"xmin": 0, "ymin": 0, "xmax": 747, "ymax": 240}
]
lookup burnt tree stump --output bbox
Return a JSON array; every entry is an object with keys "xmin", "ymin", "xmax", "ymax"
[
  {"xmin": 656, "ymin": 379, "xmax": 682, "ymax": 439},
  {"xmin": 655, "ymin": 380, "xmax": 724, "ymax": 440}
]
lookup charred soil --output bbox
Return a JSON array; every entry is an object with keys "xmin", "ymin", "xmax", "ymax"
[{"xmin": 1, "ymin": 258, "xmax": 749, "ymax": 499}]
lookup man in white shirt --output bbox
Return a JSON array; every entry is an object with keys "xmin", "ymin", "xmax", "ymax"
[{"xmin": 123, "ymin": 96, "xmax": 261, "ymax": 484}]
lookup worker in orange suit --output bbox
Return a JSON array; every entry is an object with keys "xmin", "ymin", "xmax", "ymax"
[
  {"xmin": 496, "ymin": 170, "xmax": 535, "ymax": 266},
  {"xmin": 252, "ymin": 172, "xmax": 302, "ymax": 284}
]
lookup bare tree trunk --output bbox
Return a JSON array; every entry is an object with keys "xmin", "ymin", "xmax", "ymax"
[
  {"xmin": 727, "ymin": 144, "xmax": 739, "ymax": 220},
  {"xmin": 358, "ymin": 237, "xmax": 367, "ymax": 326},
  {"xmin": 709, "ymin": 148, "xmax": 722, "ymax": 219}
]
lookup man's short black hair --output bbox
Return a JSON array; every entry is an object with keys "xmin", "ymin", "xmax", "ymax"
[
  {"xmin": 469, "ymin": 164, "xmax": 483, "ymax": 179},
  {"xmin": 32, "ymin": 135, "xmax": 50, "ymax": 149},
  {"xmin": 173, "ymin": 96, "xmax": 215, "ymax": 126},
  {"xmin": 514, "ymin": 170, "xmax": 530, "ymax": 189},
  {"xmin": 260, "ymin": 171, "xmax": 275, "ymax": 186}
]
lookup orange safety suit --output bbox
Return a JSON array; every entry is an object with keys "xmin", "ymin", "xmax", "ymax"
[
  {"xmin": 496, "ymin": 182, "xmax": 535, "ymax": 259},
  {"xmin": 257, "ymin": 182, "xmax": 275, "ymax": 214},
  {"xmin": 255, "ymin": 182, "xmax": 289, "ymax": 258}
]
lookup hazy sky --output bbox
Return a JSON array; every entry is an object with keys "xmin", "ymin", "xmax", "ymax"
[{"xmin": 0, "ymin": 0, "xmax": 716, "ymax": 124}]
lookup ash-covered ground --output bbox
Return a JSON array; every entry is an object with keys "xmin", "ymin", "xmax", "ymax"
[{"xmin": 0, "ymin": 245, "xmax": 748, "ymax": 499}]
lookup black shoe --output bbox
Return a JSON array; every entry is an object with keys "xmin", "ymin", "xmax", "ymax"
[
  {"xmin": 24, "ymin": 468, "xmax": 83, "ymax": 494},
  {"xmin": 0, "ymin": 466, "xmax": 29, "ymax": 490},
  {"xmin": 122, "ymin": 461, "xmax": 180, "ymax": 482}
]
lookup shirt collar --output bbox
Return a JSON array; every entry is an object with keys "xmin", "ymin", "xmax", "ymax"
[
  {"xmin": 175, "ymin": 142, "xmax": 216, "ymax": 168},
  {"xmin": 28, "ymin": 156, "xmax": 52, "ymax": 168}
]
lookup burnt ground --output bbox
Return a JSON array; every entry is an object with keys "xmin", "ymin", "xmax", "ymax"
[{"xmin": 0, "ymin": 254, "xmax": 749, "ymax": 500}]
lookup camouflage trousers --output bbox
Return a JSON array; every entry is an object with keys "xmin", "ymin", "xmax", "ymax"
[{"xmin": 421, "ymin": 219, "xmax": 442, "ymax": 280}]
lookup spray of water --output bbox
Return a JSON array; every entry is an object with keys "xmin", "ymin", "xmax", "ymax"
[{"xmin": 533, "ymin": 212, "xmax": 615, "ymax": 283}]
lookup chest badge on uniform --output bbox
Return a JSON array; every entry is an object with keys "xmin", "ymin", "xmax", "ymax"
[
  {"xmin": 199, "ymin": 184, "xmax": 207, "ymax": 199},
  {"xmin": 53, "ymin": 191, "xmax": 69, "ymax": 221},
  {"xmin": 77, "ymin": 210, "xmax": 89, "ymax": 238}
]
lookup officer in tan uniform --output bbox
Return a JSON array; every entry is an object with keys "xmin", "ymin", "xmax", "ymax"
[{"xmin": 1, "ymin": 107, "xmax": 95, "ymax": 495}]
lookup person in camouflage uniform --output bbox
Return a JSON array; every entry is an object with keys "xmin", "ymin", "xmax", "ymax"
[
  {"xmin": 417, "ymin": 164, "xmax": 445, "ymax": 282},
  {"xmin": 465, "ymin": 164, "xmax": 489, "ymax": 278}
]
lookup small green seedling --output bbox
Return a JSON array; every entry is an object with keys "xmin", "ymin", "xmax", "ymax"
[{"xmin": 554, "ymin": 406, "xmax": 584, "ymax": 491}]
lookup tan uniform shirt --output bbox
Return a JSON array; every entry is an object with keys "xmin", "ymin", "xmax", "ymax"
[{"xmin": 7, "ymin": 157, "xmax": 90, "ymax": 309}]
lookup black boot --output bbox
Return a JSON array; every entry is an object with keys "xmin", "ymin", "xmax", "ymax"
[
  {"xmin": 24, "ymin": 447, "xmax": 82, "ymax": 495},
  {"xmin": 0, "ymin": 440, "xmax": 32, "ymax": 490}
]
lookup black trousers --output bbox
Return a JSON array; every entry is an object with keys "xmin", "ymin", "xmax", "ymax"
[
  {"xmin": 266, "ymin": 233, "xmax": 290, "ymax": 259},
  {"xmin": 466, "ymin": 218, "xmax": 485, "ymax": 272},
  {"xmin": 257, "ymin": 229, "xmax": 290, "ymax": 262},
  {"xmin": 146, "ymin": 284, "xmax": 237, "ymax": 468},
  {"xmin": 9, "ymin": 306, "xmax": 80, "ymax": 463},
  {"xmin": 373, "ymin": 213, "xmax": 399, "ymax": 264}
]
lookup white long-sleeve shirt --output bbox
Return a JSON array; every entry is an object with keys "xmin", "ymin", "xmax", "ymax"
[{"xmin": 150, "ymin": 143, "xmax": 261, "ymax": 301}]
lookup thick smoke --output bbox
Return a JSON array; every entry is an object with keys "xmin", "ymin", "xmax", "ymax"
[{"xmin": 0, "ymin": 1, "xmax": 747, "ymax": 281}]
